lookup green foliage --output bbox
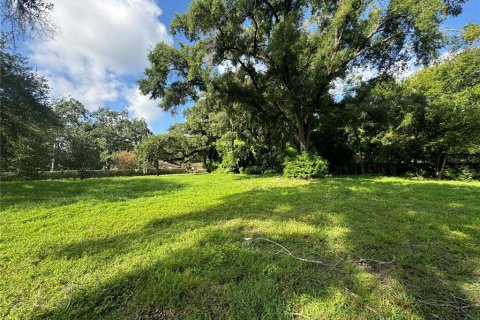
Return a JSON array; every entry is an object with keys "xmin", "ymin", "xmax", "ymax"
[
  {"xmin": 45, "ymin": 99, "xmax": 152, "ymax": 174},
  {"xmin": 91, "ymin": 107, "xmax": 151, "ymax": 168},
  {"xmin": 140, "ymin": 0, "xmax": 464, "ymax": 152},
  {"xmin": 134, "ymin": 132, "xmax": 197, "ymax": 173},
  {"xmin": 113, "ymin": 151, "xmax": 135, "ymax": 171},
  {"xmin": 284, "ymin": 152, "xmax": 328, "ymax": 179},
  {"xmin": 1, "ymin": 168, "xmax": 189, "ymax": 181},
  {"xmin": 9, "ymin": 135, "xmax": 52, "ymax": 177},
  {"xmin": 244, "ymin": 165, "xmax": 262, "ymax": 175},
  {"xmin": 443, "ymin": 165, "xmax": 478, "ymax": 181},
  {"xmin": 65, "ymin": 131, "xmax": 101, "ymax": 178},
  {"xmin": 462, "ymin": 23, "xmax": 480, "ymax": 44},
  {"xmin": 181, "ymin": 99, "xmax": 287, "ymax": 173},
  {"xmin": 0, "ymin": 41, "xmax": 57, "ymax": 174},
  {"xmin": 341, "ymin": 47, "xmax": 480, "ymax": 177},
  {"xmin": 457, "ymin": 166, "xmax": 477, "ymax": 181},
  {"xmin": 216, "ymin": 150, "xmax": 237, "ymax": 173}
]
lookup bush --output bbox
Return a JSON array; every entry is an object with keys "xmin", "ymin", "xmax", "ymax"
[
  {"xmin": 283, "ymin": 152, "xmax": 328, "ymax": 179},
  {"xmin": 263, "ymin": 169, "xmax": 279, "ymax": 175},
  {"xmin": 216, "ymin": 151, "xmax": 238, "ymax": 173},
  {"xmin": 0, "ymin": 168, "xmax": 189, "ymax": 181},
  {"xmin": 443, "ymin": 167, "xmax": 456, "ymax": 180},
  {"xmin": 244, "ymin": 166, "xmax": 262, "ymax": 175},
  {"xmin": 457, "ymin": 165, "xmax": 476, "ymax": 181},
  {"xmin": 443, "ymin": 165, "xmax": 477, "ymax": 181},
  {"xmin": 113, "ymin": 151, "xmax": 135, "ymax": 170}
]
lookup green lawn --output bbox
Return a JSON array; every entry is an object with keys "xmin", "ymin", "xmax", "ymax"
[{"xmin": 1, "ymin": 174, "xmax": 479, "ymax": 319}]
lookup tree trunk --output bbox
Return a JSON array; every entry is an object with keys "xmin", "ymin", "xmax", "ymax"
[
  {"xmin": 436, "ymin": 152, "xmax": 448, "ymax": 180},
  {"xmin": 50, "ymin": 142, "xmax": 56, "ymax": 172},
  {"xmin": 298, "ymin": 120, "xmax": 310, "ymax": 152},
  {"xmin": 360, "ymin": 158, "xmax": 364, "ymax": 175}
]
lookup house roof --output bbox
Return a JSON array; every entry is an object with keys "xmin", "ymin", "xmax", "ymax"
[
  {"xmin": 190, "ymin": 162, "xmax": 204, "ymax": 167},
  {"xmin": 159, "ymin": 161, "xmax": 181, "ymax": 168}
]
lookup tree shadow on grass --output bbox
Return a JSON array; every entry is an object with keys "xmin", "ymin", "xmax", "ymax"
[
  {"xmin": 0, "ymin": 177, "xmax": 185, "ymax": 211},
  {"xmin": 40, "ymin": 177, "xmax": 480, "ymax": 319}
]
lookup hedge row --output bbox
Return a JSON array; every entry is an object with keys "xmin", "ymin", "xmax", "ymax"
[{"xmin": 0, "ymin": 168, "xmax": 190, "ymax": 181}]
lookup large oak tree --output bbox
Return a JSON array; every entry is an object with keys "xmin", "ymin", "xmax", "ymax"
[{"xmin": 140, "ymin": 0, "xmax": 465, "ymax": 151}]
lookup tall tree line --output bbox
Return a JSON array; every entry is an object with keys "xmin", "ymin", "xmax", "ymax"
[{"xmin": 0, "ymin": 43, "xmax": 152, "ymax": 176}]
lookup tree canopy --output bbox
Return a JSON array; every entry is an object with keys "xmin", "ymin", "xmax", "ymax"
[
  {"xmin": 140, "ymin": 0, "xmax": 467, "ymax": 152},
  {"xmin": 0, "ymin": 40, "xmax": 58, "ymax": 174}
]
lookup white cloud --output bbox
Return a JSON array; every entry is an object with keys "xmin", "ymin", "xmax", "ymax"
[
  {"xmin": 392, "ymin": 59, "xmax": 421, "ymax": 81},
  {"xmin": 126, "ymin": 88, "xmax": 166, "ymax": 126},
  {"xmin": 28, "ymin": 0, "xmax": 172, "ymax": 114},
  {"xmin": 329, "ymin": 59, "xmax": 423, "ymax": 98},
  {"xmin": 217, "ymin": 56, "xmax": 266, "ymax": 75},
  {"xmin": 217, "ymin": 59, "xmax": 238, "ymax": 74},
  {"xmin": 329, "ymin": 65, "xmax": 378, "ymax": 97}
]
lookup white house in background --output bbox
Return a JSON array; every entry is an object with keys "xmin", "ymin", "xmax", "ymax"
[
  {"xmin": 159, "ymin": 161, "xmax": 181, "ymax": 170},
  {"xmin": 190, "ymin": 162, "xmax": 205, "ymax": 171}
]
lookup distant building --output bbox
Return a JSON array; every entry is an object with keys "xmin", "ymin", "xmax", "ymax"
[
  {"xmin": 159, "ymin": 161, "xmax": 181, "ymax": 170},
  {"xmin": 190, "ymin": 162, "xmax": 205, "ymax": 171}
]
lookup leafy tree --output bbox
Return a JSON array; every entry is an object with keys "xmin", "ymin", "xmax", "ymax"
[
  {"xmin": 0, "ymin": 40, "xmax": 57, "ymax": 175},
  {"xmin": 342, "ymin": 77, "xmax": 407, "ymax": 175},
  {"xmin": 64, "ymin": 131, "xmax": 101, "ymax": 178},
  {"xmin": 91, "ymin": 108, "xmax": 151, "ymax": 168},
  {"xmin": 134, "ymin": 133, "xmax": 187, "ymax": 174},
  {"xmin": 52, "ymin": 99, "xmax": 102, "ymax": 176},
  {"xmin": 140, "ymin": 0, "xmax": 465, "ymax": 152},
  {"xmin": 8, "ymin": 135, "xmax": 52, "ymax": 176},
  {"xmin": 51, "ymin": 98, "xmax": 93, "ymax": 171},
  {"xmin": 182, "ymin": 96, "xmax": 288, "ymax": 172},
  {"xmin": 402, "ymin": 47, "xmax": 480, "ymax": 178},
  {"xmin": 51, "ymin": 99, "xmax": 152, "ymax": 172},
  {"xmin": 343, "ymin": 47, "xmax": 480, "ymax": 178},
  {"xmin": 462, "ymin": 23, "xmax": 480, "ymax": 44}
]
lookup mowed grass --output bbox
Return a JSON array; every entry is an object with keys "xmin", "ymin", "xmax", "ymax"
[{"xmin": 1, "ymin": 174, "xmax": 479, "ymax": 319}]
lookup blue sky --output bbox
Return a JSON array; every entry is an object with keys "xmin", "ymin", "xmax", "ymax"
[{"xmin": 10, "ymin": 0, "xmax": 480, "ymax": 134}]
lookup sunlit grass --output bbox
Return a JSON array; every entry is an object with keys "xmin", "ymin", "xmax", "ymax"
[{"xmin": 1, "ymin": 175, "xmax": 479, "ymax": 319}]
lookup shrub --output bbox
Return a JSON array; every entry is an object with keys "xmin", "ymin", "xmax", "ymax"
[
  {"xmin": 244, "ymin": 166, "xmax": 262, "ymax": 175},
  {"xmin": 402, "ymin": 171, "xmax": 416, "ymax": 178},
  {"xmin": 443, "ymin": 166, "xmax": 456, "ymax": 180},
  {"xmin": 0, "ymin": 168, "xmax": 189, "ymax": 181},
  {"xmin": 217, "ymin": 151, "xmax": 238, "ymax": 173},
  {"xmin": 283, "ymin": 152, "xmax": 328, "ymax": 179},
  {"xmin": 457, "ymin": 165, "xmax": 476, "ymax": 181},
  {"xmin": 263, "ymin": 169, "xmax": 279, "ymax": 175},
  {"xmin": 113, "ymin": 151, "xmax": 135, "ymax": 170},
  {"xmin": 443, "ymin": 165, "xmax": 477, "ymax": 181}
]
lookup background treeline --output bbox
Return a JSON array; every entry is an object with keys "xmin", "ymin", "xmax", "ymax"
[
  {"xmin": 2, "ymin": 0, "xmax": 480, "ymax": 181},
  {"xmin": 133, "ymin": 0, "xmax": 480, "ymax": 181},
  {"xmin": 0, "ymin": 43, "xmax": 153, "ymax": 179},
  {"xmin": 138, "ymin": 47, "xmax": 479, "ymax": 180},
  {"xmin": 1, "ymin": 43, "xmax": 479, "ymax": 180}
]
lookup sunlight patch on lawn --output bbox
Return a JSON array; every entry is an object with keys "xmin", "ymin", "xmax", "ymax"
[{"xmin": 449, "ymin": 202, "xmax": 465, "ymax": 208}]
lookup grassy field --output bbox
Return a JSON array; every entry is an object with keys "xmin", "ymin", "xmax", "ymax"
[{"xmin": 1, "ymin": 174, "xmax": 479, "ymax": 319}]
